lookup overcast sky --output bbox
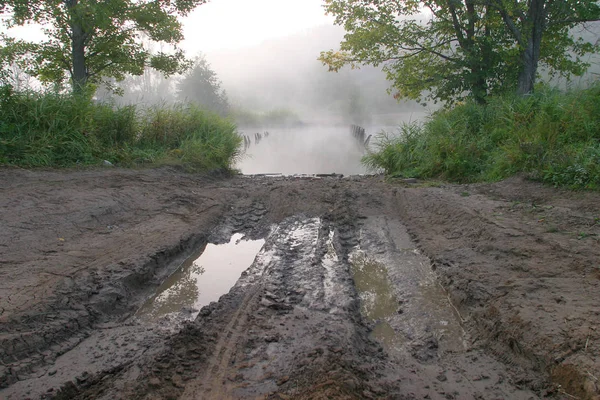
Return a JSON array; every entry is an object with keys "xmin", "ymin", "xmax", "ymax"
[
  {"xmin": 183, "ymin": 0, "xmax": 334, "ymax": 53},
  {"xmin": 5, "ymin": 0, "xmax": 335, "ymax": 53}
]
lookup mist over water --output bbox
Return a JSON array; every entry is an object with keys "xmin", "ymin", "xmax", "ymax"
[
  {"xmin": 237, "ymin": 113, "xmax": 427, "ymax": 175},
  {"xmin": 238, "ymin": 126, "xmax": 369, "ymax": 175},
  {"xmin": 93, "ymin": 24, "xmax": 433, "ymax": 176},
  {"xmin": 204, "ymin": 26, "xmax": 434, "ymax": 175}
]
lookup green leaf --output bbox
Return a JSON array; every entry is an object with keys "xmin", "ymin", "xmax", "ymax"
[{"xmin": 0, "ymin": 0, "xmax": 208, "ymax": 93}]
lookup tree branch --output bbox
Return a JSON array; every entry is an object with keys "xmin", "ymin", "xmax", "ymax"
[
  {"xmin": 447, "ymin": 0, "xmax": 468, "ymax": 49},
  {"xmin": 491, "ymin": 0, "xmax": 524, "ymax": 45},
  {"xmin": 88, "ymin": 60, "xmax": 116, "ymax": 78}
]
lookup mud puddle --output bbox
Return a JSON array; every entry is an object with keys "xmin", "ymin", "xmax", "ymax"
[
  {"xmin": 350, "ymin": 251, "xmax": 403, "ymax": 351},
  {"xmin": 157, "ymin": 216, "xmax": 538, "ymax": 399},
  {"xmin": 354, "ymin": 217, "xmax": 467, "ymax": 357},
  {"xmin": 136, "ymin": 233, "xmax": 265, "ymax": 322},
  {"xmin": 1, "ymin": 210, "xmax": 544, "ymax": 399},
  {"xmin": 348, "ymin": 218, "xmax": 538, "ymax": 399}
]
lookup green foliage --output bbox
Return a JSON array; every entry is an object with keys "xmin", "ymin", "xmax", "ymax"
[
  {"xmin": 177, "ymin": 128, "xmax": 242, "ymax": 171},
  {"xmin": 364, "ymin": 84, "xmax": 600, "ymax": 189},
  {"xmin": 320, "ymin": 0, "xmax": 600, "ymax": 103},
  {"xmin": 139, "ymin": 103, "xmax": 242, "ymax": 170},
  {"xmin": 177, "ymin": 56, "xmax": 230, "ymax": 116},
  {"xmin": 91, "ymin": 103, "xmax": 138, "ymax": 146},
  {"xmin": 0, "ymin": 86, "xmax": 100, "ymax": 165},
  {"xmin": 0, "ymin": 86, "xmax": 242, "ymax": 172},
  {"xmin": 0, "ymin": 0, "xmax": 207, "ymax": 91}
]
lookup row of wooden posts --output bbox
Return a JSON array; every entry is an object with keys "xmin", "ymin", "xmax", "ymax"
[
  {"xmin": 242, "ymin": 131, "xmax": 270, "ymax": 150},
  {"xmin": 241, "ymin": 126, "xmax": 371, "ymax": 151},
  {"xmin": 351, "ymin": 124, "xmax": 372, "ymax": 147}
]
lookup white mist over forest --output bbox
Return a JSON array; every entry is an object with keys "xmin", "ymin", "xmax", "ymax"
[
  {"xmin": 93, "ymin": 24, "xmax": 431, "ymax": 175},
  {"xmin": 96, "ymin": 22, "xmax": 598, "ymax": 175},
  {"xmin": 99, "ymin": 24, "xmax": 430, "ymax": 128},
  {"xmin": 205, "ymin": 25, "xmax": 428, "ymax": 126}
]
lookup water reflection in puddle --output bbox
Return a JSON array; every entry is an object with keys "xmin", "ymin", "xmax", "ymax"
[
  {"xmin": 137, "ymin": 233, "xmax": 265, "ymax": 321},
  {"xmin": 351, "ymin": 217, "xmax": 468, "ymax": 355},
  {"xmin": 350, "ymin": 251, "xmax": 403, "ymax": 350}
]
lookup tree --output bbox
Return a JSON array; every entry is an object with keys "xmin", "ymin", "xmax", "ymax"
[
  {"xmin": 177, "ymin": 56, "xmax": 230, "ymax": 115},
  {"xmin": 319, "ymin": 0, "xmax": 599, "ymax": 104},
  {"xmin": 0, "ymin": 0, "xmax": 207, "ymax": 93},
  {"xmin": 96, "ymin": 40, "xmax": 179, "ymax": 105},
  {"xmin": 96, "ymin": 66, "xmax": 176, "ymax": 105},
  {"xmin": 492, "ymin": 0, "xmax": 600, "ymax": 94}
]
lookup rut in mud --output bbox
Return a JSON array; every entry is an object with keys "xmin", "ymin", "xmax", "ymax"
[{"xmin": 1, "ymin": 168, "xmax": 599, "ymax": 399}]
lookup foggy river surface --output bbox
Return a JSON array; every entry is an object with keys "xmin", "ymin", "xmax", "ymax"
[{"xmin": 237, "ymin": 125, "xmax": 389, "ymax": 175}]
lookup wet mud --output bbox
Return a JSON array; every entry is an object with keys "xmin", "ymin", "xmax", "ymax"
[
  {"xmin": 136, "ymin": 233, "xmax": 266, "ymax": 322},
  {"xmin": 0, "ymin": 168, "xmax": 599, "ymax": 399}
]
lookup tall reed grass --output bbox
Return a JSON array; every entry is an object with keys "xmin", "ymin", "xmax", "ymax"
[
  {"xmin": 0, "ymin": 86, "xmax": 242, "ymax": 172},
  {"xmin": 364, "ymin": 84, "xmax": 600, "ymax": 189}
]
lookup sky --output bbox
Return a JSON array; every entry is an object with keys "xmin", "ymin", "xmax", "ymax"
[
  {"xmin": 181, "ymin": 0, "xmax": 334, "ymax": 53},
  {"xmin": 4, "ymin": 0, "xmax": 335, "ymax": 53}
]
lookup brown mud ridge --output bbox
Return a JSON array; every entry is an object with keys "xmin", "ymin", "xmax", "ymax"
[{"xmin": 0, "ymin": 167, "xmax": 599, "ymax": 400}]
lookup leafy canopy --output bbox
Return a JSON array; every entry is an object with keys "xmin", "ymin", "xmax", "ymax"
[
  {"xmin": 0, "ymin": 0, "xmax": 207, "ymax": 90},
  {"xmin": 319, "ymin": 0, "xmax": 600, "ymax": 104}
]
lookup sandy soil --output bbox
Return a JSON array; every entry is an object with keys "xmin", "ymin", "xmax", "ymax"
[{"xmin": 0, "ymin": 167, "xmax": 598, "ymax": 399}]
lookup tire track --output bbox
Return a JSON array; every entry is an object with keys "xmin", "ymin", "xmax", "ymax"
[
  {"xmin": 180, "ymin": 217, "xmax": 321, "ymax": 399},
  {"xmin": 181, "ymin": 283, "xmax": 264, "ymax": 399}
]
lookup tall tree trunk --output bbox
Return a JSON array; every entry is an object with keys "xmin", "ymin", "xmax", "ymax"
[
  {"xmin": 517, "ymin": 41, "xmax": 537, "ymax": 95},
  {"xmin": 466, "ymin": 0, "xmax": 487, "ymax": 104},
  {"xmin": 71, "ymin": 24, "xmax": 87, "ymax": 93},
  {"xmin": 469, "ymin": 61, "xmax": 488, "ymax": 104},
  {"xmin": 517, "ymin": 0, "xmax": 546, "ymax": 95},
  {"xmin": 66, "ymin": 0, "xmax": 87, "ymax": 93},
  {"xmin": 448, "ymin": 0, "xmax": 488, "ymax": 103}
]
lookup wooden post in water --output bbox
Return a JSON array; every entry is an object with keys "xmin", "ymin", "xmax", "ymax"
[{"xmin": 351, "ymin": 125, "xmax": 366, "ymax": 146}]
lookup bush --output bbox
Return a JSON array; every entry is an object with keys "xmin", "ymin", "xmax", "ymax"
[
  {"xmin": 0, "ymin": 87, "xmax": 99, "ymax": 166},
  {"xmin": 0, "ymin": 86, "xmax": 243, "ymax": 172},
  {"xmin": 364, "ymin": 84, "xmax": 600, "ymax": 189},
  {"xmin": 92, "ymin": 103, "xmax": 138, "ymax": 146}
]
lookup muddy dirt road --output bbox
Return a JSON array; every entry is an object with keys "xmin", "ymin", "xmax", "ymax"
[{"xmin": 1, "ymin": 167, "xmax": 599, "ymax": 399}]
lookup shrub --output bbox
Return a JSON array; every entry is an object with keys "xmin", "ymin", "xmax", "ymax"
[
  {"xmin": 364, "ymin": 84, "xmax": 600, "ymax": 189},
  {"xmin": 0, "ymin": 86, "xmax": 243, "ymax": 172},
  {"xmin": 92, "ymin": 103, "xmax": 138, "ymax": 146},
  {"xmin": 0, "ymin": 87, "xmax": 98, "ymax": 166}
]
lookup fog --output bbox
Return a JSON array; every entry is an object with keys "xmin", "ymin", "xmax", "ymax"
[
  {"xmin": 98, "ymin": 24, "xmax": 430, "ymax": 175},
  {"xmin": 92, "ymin": 13, "xmax": 598, "ymax": 176},
  {"xmin": 237, "ymin": 127, "xmax": 370, "ymax": 175},
  {"xmin": 91, "ymin": 19, "xmax": 600, "ymax": 176},
  {"xmin": 198, "ymin": 25, "xmax": 428, "ymax": 175},
  {"xmin": 205, "ymin": 25, "xmax": 427, "ymax": 126},
  {"xmin": 106, "ymin": 24, "xmax": 429, "ymax": 125}
]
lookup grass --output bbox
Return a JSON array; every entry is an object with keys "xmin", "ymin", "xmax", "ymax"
[
  {"xmin": 364, "ymin": 84, "xmax": 600, "ymax": 189},
  {"xmin": 0, "ymin": 86, "xmax": 242, "ymax": 172}
]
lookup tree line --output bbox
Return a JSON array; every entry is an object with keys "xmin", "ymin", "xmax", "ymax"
[
  {"xmin": 1, "ymin": 0, "xmax": 598, "ymax": 107},
  {"xmin": 319, "ymin": 0, "xmax": 600, "ymax": 104}
]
